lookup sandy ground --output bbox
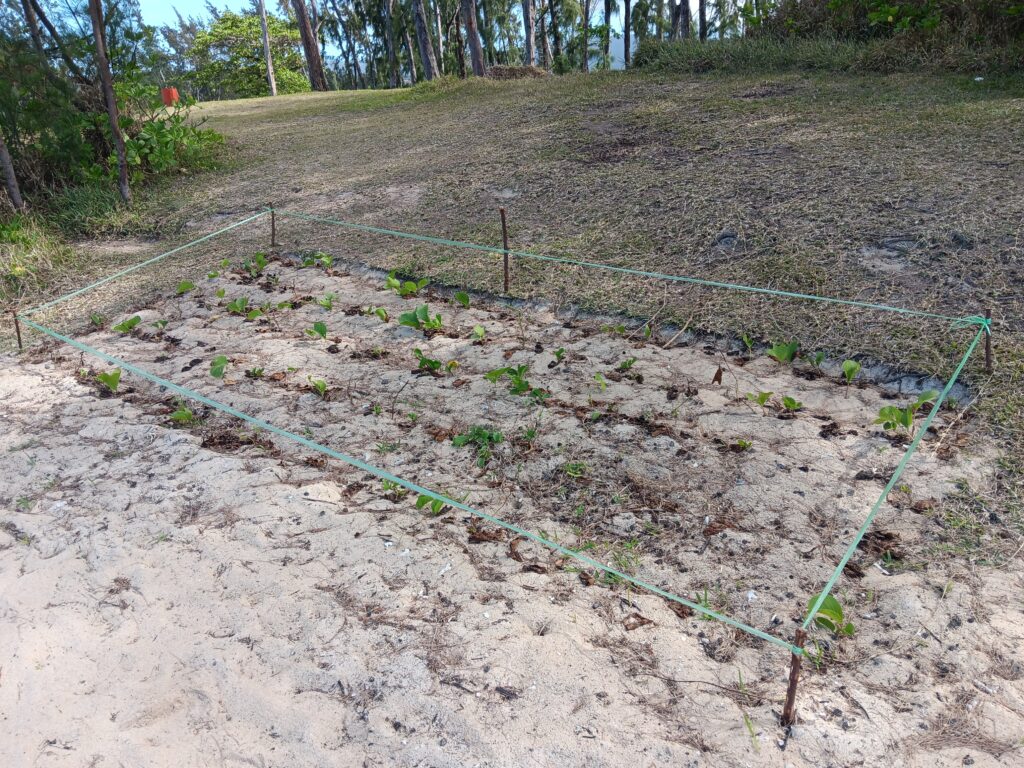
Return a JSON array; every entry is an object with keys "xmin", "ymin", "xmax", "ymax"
[{"xmin": 2, "ymin": 255, "xmax": 1022, "ymax": 767}]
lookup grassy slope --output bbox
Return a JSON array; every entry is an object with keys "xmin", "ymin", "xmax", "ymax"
[{"xmin": 15, "ymin": 69, "xmax": 1024, "ymax": 527}]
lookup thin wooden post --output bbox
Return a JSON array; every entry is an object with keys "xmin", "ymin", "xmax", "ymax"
[
  {"xmin": 12, "ymin": 311, "xmax": 23, "ymax": 351},
  {"xmin": 270, "ymin": 207, "xmax": 278, "ymax": 248},
  {"xmin": 984, "ymin": 308, "xmax": 993, "ymax": 374},
  {"xmin": 499, "ymin": 206, "xmax": 510, "ymax": 294},
  {"xmin": 781, "ymin": 628, "xmax": 807, "ymax": 728}
]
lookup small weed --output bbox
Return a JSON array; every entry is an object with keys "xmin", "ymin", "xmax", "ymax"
[
  {"xmin": 112, "ymin": 315, "xmax": 141, "ymax": 334},
  {"xmin": 371, "ymin": 403, "xmax": 383, "ymax": 415},
  {"xmin": 215, "ymin": 288, "xmax": 226, "ymax": 298},
  {"xmin": 175, "ymin": 280, "xmax": 195, "ymax": 296},
  {"xmin": 413, "ymin": 348, "xmax": 457, "ymax": 374},
  {"xmin": 301, "ymin": 252, "xmax": 333, "ymax": 269},
  {"xmin": 553, "ymin": 347, "xmax": 566, "ymax": 363},
  {"xmin": 452, "ymin": 426, "xmax": 504, "ymax": 467},
  {"xmin": 210, "ymin": 355, "xmax": 228, "ymax": 379},
  {"xmin": 741, "ymin": 333, "xmax": 755, "ymax": 354},
  {"xmin": 386, "ymin": 270, "xmax": 428, "ymax": 297},
  {"xmin": 305, "ymin": 321, "xmax": 328, "ymax": 339},
  {"xmin": 696, "ymin": 588, "xmax": 713, "ymax": 619},
  {"xmin": 242, "ymin": 252, "xmax": 268, "ymax": 277},
  {"xmin": 317, "ymin": 293, "xmax": 336, "ymax": 310},
  {"xmin": 617, "ymin": 357, "xmax": 637, "ymax": 373},
  {"xmin": 767, "ymin": 340, "xmax": 799, "ymax": 364},
  {"xmin": 96, "ymin": 368, "xmax": 121, "ymax": 393},
  {"xmin": 151, "ymin": 319, "xmax": 168, "ymax": 329},
  {"xmin": 563, "ymin": 461, "xmax": 589, "ymax": 479},
  {"xmin": 810, "ymin": 351, "xmax": 825, "ymax": 368},
  {"xmin": 416, "ymin": 493, "xmax": 448, "ymax": 516}
]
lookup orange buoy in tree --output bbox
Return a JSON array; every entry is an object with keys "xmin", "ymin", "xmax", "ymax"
[{"xmin": 161, "ymin": 87, "xmax": 180, "ymax": 106}]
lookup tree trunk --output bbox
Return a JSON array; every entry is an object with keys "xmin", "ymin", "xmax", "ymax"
[
  {"xmin": 699, "ymin": 0, "xmax": 707, "ymax": 41},
  {"xmin": 538, "ymin": 6, "xmax": 551, "ymax": 68},
  {"xmin": 403, "ymin": 26, "xmax": 418, "ymax": 82},
  {"xmin": 581, "ymin": 0, "xmax": 589, "ymax": 72},
  {"xmin": 87, "ymin": 0, "xmax": 130, "ymax": 205},
  {"xmin": 434, "ymin": 2, "xmax": 445, "ymax": 73},
  {"xmin": 292, "ymin": 0, "xmax": 329, "ymax": 90},
  {"xmin": 383, "ymin": 0, "xmax": 399, "ymax": 87},
  {"xmin": 257, "ymin": 0, "xmax": 278, "ymax": 95},
  {"xmin": 461, "ymin": 0, "xmax": 486, "ymax": 76},
  {"xmin": 0, "ymin": 131, "xmax": 25, "ymax": 212},
  {"xmin": 602, "ymin": 0, "xmax": 611, "ymax": 59},
  {"xmin": 412, "ymin": 0, "xmax": 438, "ymax": 80},
  {"xmin": 521, "ymin": 0, "xmax": 536, "ymax": 66},
  {"xmin": 623, "ymin": 0, "xmax": 630, "ymax": 66},
  {"xmin": 549, "ymin": 0, "xmax": 561, "ymax": 63},
  {"xmin": 29, "ymin": 0, "xmax": 90, "ymax": 84},
  {"xmin": 20, "ymin": 0, "xmax": 45, "ymax": 55}
]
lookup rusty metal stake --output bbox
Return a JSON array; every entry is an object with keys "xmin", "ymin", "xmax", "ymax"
[
  {"xmin": 984, "ymin": 308, "xmax": 993, "ymax": 374},
  {"xmin": 12, "ymin": 311, "xmax": 23, "ymax": 351},
  {"xmin": 781, "ymin": 628, "xmax": 807, "ymax": 729},
  {"xmin": 270, "ymin": 207, "xmax": 278, "ymax": 248},
  {"xmin": 499, "ymin": 207, "xmax": 510, "ymax": 294}
]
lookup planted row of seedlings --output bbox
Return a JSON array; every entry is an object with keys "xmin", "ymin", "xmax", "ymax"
[{"xmin": 77, "ymin": 249, "xmax": 967, "ymax": 662}]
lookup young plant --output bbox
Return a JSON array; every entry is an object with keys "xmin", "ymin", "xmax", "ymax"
[
  {"xmin": 175, "ymin": 280, "xmax": 195, "ymax": 296},
  {"xmin": 112, "ymin": 315, "xmax": 141, "ymax": 334},
  {"xmin": 307, "ymin": 376, "xmax": 328, "ymax": 398},
  {"xmin": 617, "ymin": 357, "xmax": 637, "ymax": 373},
  {"xmin": 875, "ymin": 390, "xmax": 938, "ymax": 435},
  {"xmin": 381, "ymin": 479, "xmax": 408, "ymax": 498},
  {"xmin": 746, "ymin": 391, "xmax": 773, "ymax": 408},
  {"xmin": 399, "ymin": 304, "xmax": 442, "ymax": 331},
  {"xmin": 601, "ymin": 323, "xmax": 626, "ymax": 336},
  {"xmin": 807, "ymin": 592, "xmax": 855, "ymax": 637},
  {"xmin": 811, "ymin": 351, "xmax": 825, "ymax": 368},
  {"xmin": 416, "ymin": 493, "xmax": 448, "ymax": 516},
  {"xmin": 89, "ymin": 313, "xmax": 105, "ymax": 328},
  {"xmin": 563, "ymin": 461, "xmax": 589, "ymax": 479},
  {"xmin": 245, "ymin": 366, "xmax": 265, "ymax": 379},
  {"xmin": 413, "ymin": 348, "xmax": 445, "ymax": 374},
  {"xmin": 842, "ymin": 359, "xmax": 862, "ymax": 385},
  {"xmin": 225, "ymin": 297, "xmax": 250, "ymax": 315},
  {"xmin": 452, "ymin": 426, "xmax": 504, "ymax": 468},
  {"xmin": 593, "ymin": 372, "xmax": 608, "ymax": 392},
  {"xmin": 317, "ymin": 293, "xmax": 336, "ymax": 310},
  {"xmin": 169, "ymin": 403, "xmax": 199, "ymax": 425},
  {"xmin": 305, "ymin": 321, "xmax": 328, "ymax": 339},
  {"xmin": 781, "ymin": 396, "xmax": 803, "ymax": 412},
  {"xmin": 485, "ymin": 365, "xmax": 549, "ymax": 404},
  {"xmin": 453, "ymin": 291, "xmax": 470, "ymax": 308},
  {"xmin": 210, "ymin": 355, "xmax": 228, "ymax": 379},
  {"xmin": 386, "ymin": 270, "xmax": 429, "ymax": 298},
  {"xmin": 242, "ymin": 252, "xmax": 268, "ymax": 277},
  {"xmin": 733, "ymin": 439, "xmax": 753, "ymax": 451},
  {"xmin": 767, "ymin": 340, "xmax": 799, "ymax": 364},
  {"xmin": 96, "ymin": 368, "xmax": 121, "ymax": 393},
  {"xmin": 471, "ymin": 325, "xmax": 486, "ymax": 342},
  {"xmin": 151, "ymin": 319, "xmax": 169, "ymax": 329},
  {"xmin": 366, "ymin": 306, "xmax": 389, "ymax": 322}
]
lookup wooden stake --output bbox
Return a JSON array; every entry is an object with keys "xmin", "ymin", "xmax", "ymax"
[
  {"xmin": 781, "ymin": 628, "xmax": 807, "ymax": 728},
  {"xmin": 270, "ymin": 207, "xmax": 278, "ymax": 248},
  {"xmin": 12, "ymin": 311, "xmax": 23, "ymax": 351},
  {"xmin": 499, "ymin": 206, "xmax": 510, "ymax": 294},
  {"xmin": 984, "ymin": 308, "xmax": 992, "ymax": 374}
]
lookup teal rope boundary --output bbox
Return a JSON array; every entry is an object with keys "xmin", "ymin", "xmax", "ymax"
[
  {"xmin": 17, "ymin": 314, "xmax": 801, "ymax": 655},
  {"xmin": 802, "ymin": 317, "xmax": 990, "ymax": 630},
  {"xmin": 21, "ymin": 210, "xmax": 269, "ymax": 317},
  {"xmin": 272, "ymin": 208, "xmax": 962, "ymax": 324}
]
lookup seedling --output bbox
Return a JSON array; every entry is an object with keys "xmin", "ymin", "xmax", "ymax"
[
  {"xmin": 225, "ymin": 297, "xmax": 250, "ymax": 315},
  {"xmin": 807, "ymin": 592, "xmax": 855, "ymax": 637},
  {"xmin": 452, "ymin": 426, "xmax": 504, "ymax": 468},
  {"xmin": 563, "ymin": 461, "xmax": 589, "ymax": 479},
  {"xmin": 210, "ymin": 355, "xmax": 228, "ymax": 379},
  {"xmin": 307, "ymin": 376, "xmax": 328, "ymax": 398},
  {"xmin": 593, "ymin": 372, "xmax": 608, "ymax": 392},
  {"xmin": 245, "ymin": 309, "xmax": 263, "ymax": 321},
  {"xmin": 734, "ymin": 439, "xmax": 753, "ymax": 451},
  {"xmin": 601, "ymin": 323, "xmax": 626, "ymax": 336},
  {"xmin": 416, "ymin": 493, "xmax": 447, "ymax": 516},
  {"xmin": 207, "ymin": 270, "xmax": 219, "ymax": 279},
  {"xmin": 89, "ymin": 313, "xmax": 105, "ymax": 328},
  {"xmin": 151, "ymin": 320, "xmax": 168, "ymax": 329},
  {"xmin": 811, "ymin": 351, "xmax": 825, "ymax": 368},
  {"xmin": 782, "ymin": 396, "xmax": 803, "ymax": 412},
  {"xmin": 875, "ymin": 390, "xmax": 938, "ymax": 435},
  {"xmin": 242, "ymin": 252, "xmax": 268, "ymax": 277},
  {"xmin": 215, "ymin": 288, "xmax": 226, "ymax": 299},
  {"xmin": 169, "ymin": 403, "xmax": 199, "ymax": 425},
  {"xmin": 381, "ymin": 479, "xmax": 408, "ymax": 498},
  {"xmin": 399, "ymin": 304, "xmax": 442, "ymax": 331},
  {"xmin": 377, "ymin": 441, "xmax": 400, "ymax": 454},
  {"xmin": 485, "ymin": 365, "xmax": 549, "ymax": 404},
  {"xmin": 453, "ymin": 291, "xmax": 470, "ymax": 308},
  {"xmin": 175, "ymin": 281, "xmax": 195, "ymax": 296},
  {"xmin": 471, "ymin": 325, "xmax": 486, "ymax": 341},
  {"xmin": 112, "ymin": 315, "xmax": 141, "ymax": 334},
  {"xmin": 746, "ymin": 391, "xmax": 773, "ymax": 408},
  {"xmin": 366, "ymin": 306, "xmax": 389, "ymax": 322},
  {"xmin": 767, "ymin": 340, "xmax": 799, "ymax": 364},
  {"xmin": 386, "ymin": 270, "xmax": 429, "ymax": 298},
  {"xmin": 245, "ymin": 367, "xmax": 265, "ymax": 379},
  {"xmin": 553, "ymin": 348, "xmax": 566, "ymax": 363},
  {"xmin": 842, "ymin": 359, "xmax": 862, "ymax": 385},
  {"xmin": 96, "ymin": 368, "xmax": 121, "ymax": 393},
  {"xmin": 741, "ymin": 333, "xmax": 755, "ymax": 354},
  {"xmin": 413, "ymin": 348, "xmax": 444, "ymax": 373},
  {"xmin": 617, "ymin": 357, "xmax": 637, "ymax": 373},
  {"xmin": 317, "ymin": 293, "xmax": 336, "ymax": 310},
  {"xmin": 305, "ymin": 321, "xmax": 328, "ymax": 339},
  {"xmin": 302, "ymin": 252, "xmax": 333, "ymax": 269}
]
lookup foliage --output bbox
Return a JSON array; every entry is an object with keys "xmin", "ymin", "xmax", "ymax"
[
  {"xmin": 452, "ymin": 426, "xmax": 504, "ymax": 467},
  {"xmin": 781, "ymin": 395, "xmax": 803, "ymax": 411},
  {"xmin": 767, "ymin": 340, "xmax": 800, "ymax": 364},
  {"xmin": 842, "ymin": 359, "xmax": 862, "ymax": 384},
  {"xmin": 807, "ymin": 592, "xmax": 855, "ymax": 637},
  {"xmin": 387, "ymin": 270, "xmax": 429, "ymax": 297},
  {"xmin": 453, "ymin": 291, "xmax": 470, "ymax": 308},
  {"xmin": 176, "ymin": 281, "xmax": 195, "ymax": 295},
  {"xmin": 95, "ymin": 368, "xmax": 121, "ymax": 393},
  {"xmin": 307, "ymin": 376, "xmax": 328, "ymax": 398},
  {"xmin": 112, "ymin": 315, "xmax": 141, "ymax": 333},
  {"xmin": 875, "ymin": 390, "xmax": 938, "ymax": 433},
  {"xmin": 485, "ymin": 364, "xmax": 550, "ymax": 404},
  {"xmin": 305, "ymin": 321, "xmax": 328, "ymax": 339},
  {"xmin": 413, "ymin": 348, "xmax": 457, "ymax": 373},
  {"xmin": 210, "ymin": 355, "xmax": 228, "ymax": 378},
  {"xmin": 747, "ymin": 390, "xmax": 773, "ymax": 407},
  {"xmin": 399, "ymin": 304, "xmax": 442, "ymax": 331}
]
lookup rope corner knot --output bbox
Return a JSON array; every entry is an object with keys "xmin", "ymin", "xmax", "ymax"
[{"xmin": 952, "ymin": 315, "xmax": 992, "ymax": 336}]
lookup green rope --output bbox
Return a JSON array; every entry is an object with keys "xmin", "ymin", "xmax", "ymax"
[
  {"xmin": 802, "ymin": 317, "xmax": 989, "ymax": 630},
  {"xmin": 22, "ymin": 211, "xmax": 270, "ymax": 317},
  {"xmin": 272, "ymin": 208, "xmax": 962, "ymax": 324},
  {"xmin": 17, "ymin": 314, "xmax": 802, "ymax": 655}
]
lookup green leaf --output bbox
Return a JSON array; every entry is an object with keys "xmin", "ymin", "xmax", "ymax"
[
  {"xmin": 305, "ymin": 321, "xmax": 327, "ymax": 339},
  {"xmin": 112, "ymin": 315, "xmax": 141, "ymax": 334},
  {"xmin": 767, "ymin": 340, "xmax": 799, "ymax": 364},
  {"xmin": 175, "ymin": 281, "xmax": 195, "ymax": 296},
  {"xmin": 210, "ymin": 355, "xmax": 228, "ymax": 378},
  {"xmin": 841, "ymin": 359, "xmax": 861, "ymax": 384},
  {"xmin": 95, "ymin": 368, "xmax": 121, "ymax": 393},
  {"xmin": 454, "ymin": 291, "xmax": 470, "ymax": 308}
]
